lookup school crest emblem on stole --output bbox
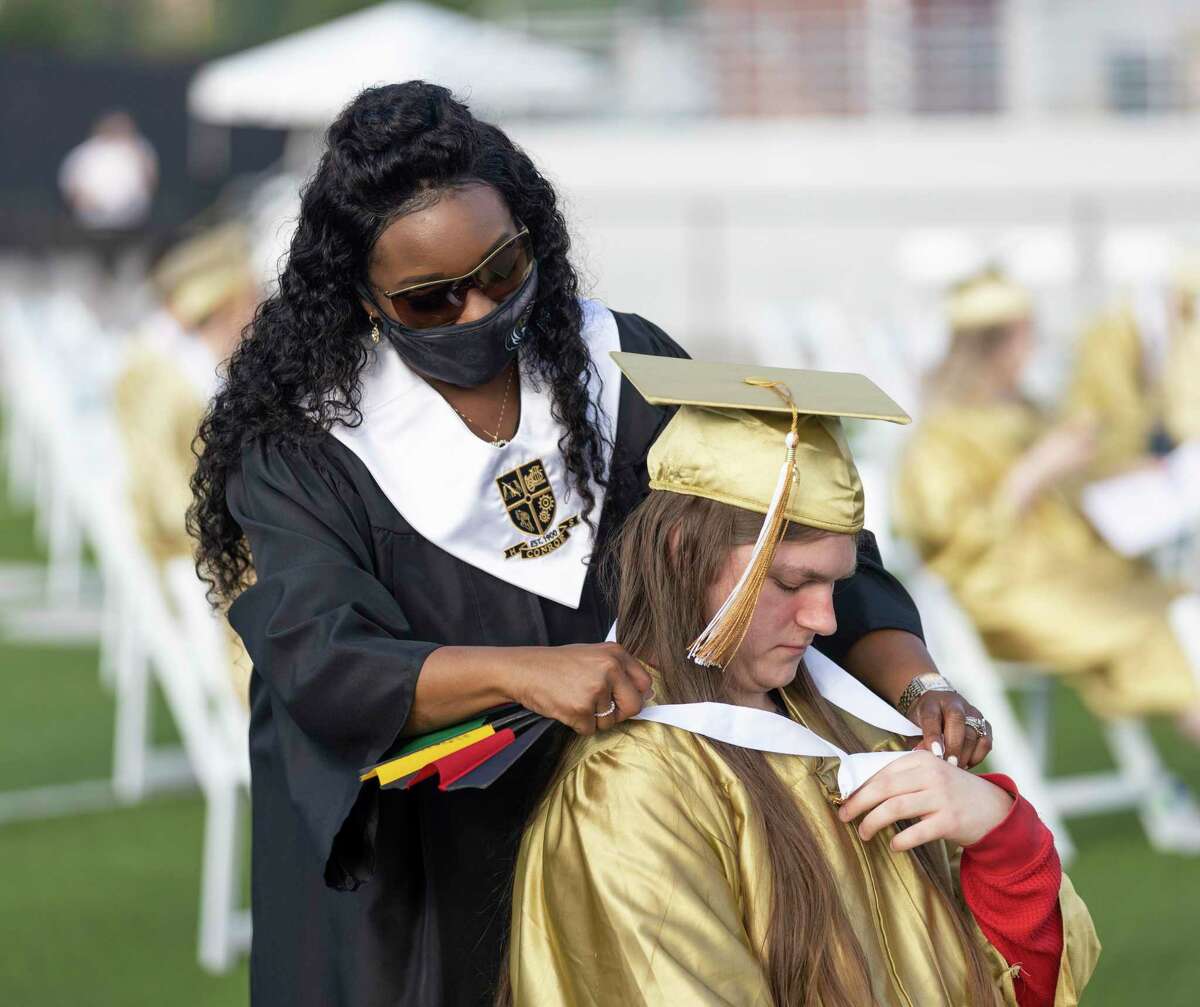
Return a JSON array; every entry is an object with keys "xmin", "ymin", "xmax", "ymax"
[{"xmin": 496, "ymin": 459, "xmax": 580, "ymax": 560}]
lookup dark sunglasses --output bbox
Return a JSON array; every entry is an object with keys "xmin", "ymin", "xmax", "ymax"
[{"xmin": 378, "ymin": 228, "xmax": 534, "ymax": 329}]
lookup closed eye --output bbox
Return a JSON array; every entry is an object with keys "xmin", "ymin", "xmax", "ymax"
[
  {"xmin": 774, "ymin": 570, "xmax": 855, "ymax": 593},
  {"xmin": 773, "ymin": 578, "xmax": 809, "ymax": 594}
]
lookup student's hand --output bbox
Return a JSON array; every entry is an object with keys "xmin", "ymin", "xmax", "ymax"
[
  {"xmin": 837, "ymin": 750, "xmax": 1014, "ymax": 851},
  {"xmin": 505, "ymin": 643, "xmax": 653, "ymax": 736},
  {"xmin": 907, "ymin": 689, "xmax": 992, "ymax": 769},
  {"xmin": 1033, "ymin": 420, "xmax": 1098, "ymax": 479},
  {"xmin": 1005, "ymin": 419, "xmax": 1098, "ymax": 510}
]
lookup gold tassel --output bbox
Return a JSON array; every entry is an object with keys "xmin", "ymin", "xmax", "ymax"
[{"xmin": 688, "ymin": 379, "xmax": 800, "ymax": 668}]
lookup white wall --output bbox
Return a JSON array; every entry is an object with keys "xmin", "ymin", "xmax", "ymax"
[{"xmin": 512, "ymin": 118, "xmax": 1200, "ymax": 371}]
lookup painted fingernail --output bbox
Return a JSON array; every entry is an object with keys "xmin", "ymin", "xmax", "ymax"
[
  {"xmin": 948, "ymin": 755, "xmax": 959, "ymax": 768},
  {"xmin": 932, "ymin": 741, "xmax": 944, "ymax": 759}
]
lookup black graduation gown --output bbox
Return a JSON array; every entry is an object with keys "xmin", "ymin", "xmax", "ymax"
[{"xmin": 226, "ymin": 311, "xmax": 924, "ymax": 1007}]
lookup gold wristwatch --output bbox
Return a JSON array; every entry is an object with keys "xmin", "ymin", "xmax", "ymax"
[{"xmin": 896, "ymin": 673, "xmax": 955, "ymax": 715}]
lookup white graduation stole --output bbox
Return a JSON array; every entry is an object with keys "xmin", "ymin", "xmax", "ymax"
[
  {"xmin": 634, "ymin": 648, "xmax": 922, "ymax": 798},
  {"xmin": 331, "ymin": 299, "xmax": 621, "ymax": 609}
]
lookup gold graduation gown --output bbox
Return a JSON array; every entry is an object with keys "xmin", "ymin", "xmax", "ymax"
[
  {"xmin": 509, "ymin": 686, "xmax": 1099, "ymax": 1006},
  {"xmin": 113, "ymin": 340, "xmax": 251, "ymax": 705},
  {"xmin": 894, "ymin": 402, "xmax": 1197, "ymax": 717},
  {"xmin": 1162, "ymin": 319, "xmax": 1200, "ymax": 444},
  {"xmin": 1066, "ymin": 306, "xmax": 1200, "ymax": 468},
  {"xmin": 1065, "ymin": 306, "xmax": 1157, "ymax": 471},
  {"xmin": 114, "ymin": 341, "xmax": 206, "ymax": 568}
]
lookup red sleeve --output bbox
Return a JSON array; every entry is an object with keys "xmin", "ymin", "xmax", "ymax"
[{"xmin": 959, "ymin": 773, "xmax": 1064, "ymax": 1007}]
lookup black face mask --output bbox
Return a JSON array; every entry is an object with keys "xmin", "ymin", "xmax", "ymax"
[{"xmin": 367, "ymin": 263, "xmax": 538, "ymax": 388}]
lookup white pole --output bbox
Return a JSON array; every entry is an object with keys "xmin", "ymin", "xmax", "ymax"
[
  {"xmin": 1004, "ymin": 0, "xmax": 1043, "ymax": 119},
  {"xmin": 864, "ymin": 0, "xmax": 912, "ymax": 117}
]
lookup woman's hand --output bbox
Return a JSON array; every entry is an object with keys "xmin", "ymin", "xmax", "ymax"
[
  {"xmin": 908, "ymin": 689, "xmax": 992, "ymax": 769},
  {"xmin": 837, "ymin": 750, "xmax": 1014, "ymax": 851},
  {"xmin": 840, "ymin": 631, "xmax": 992, "ymax": 769},
  {"xmin": 502, "ymin": 642, "xmax": 653, "ymax": 736}
]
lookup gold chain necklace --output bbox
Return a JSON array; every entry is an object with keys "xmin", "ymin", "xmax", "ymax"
[{"xmin": 451, "ymin": 365, "xmax": 515, "ymax": 449}]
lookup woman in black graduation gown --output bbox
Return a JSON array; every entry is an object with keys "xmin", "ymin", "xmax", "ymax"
[{"xmin": 189, "ymin": 82, "xmax": 989, "ymax": 1007}]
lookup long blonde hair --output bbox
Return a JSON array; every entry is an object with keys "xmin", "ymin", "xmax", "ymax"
[
  {"xmin": 610, "ymin": 491, "xmax": 1001, "ymax": 1007},
  {"xmin": 924, "ymin": 321, "xmax": 1023, "ymax": 408}
]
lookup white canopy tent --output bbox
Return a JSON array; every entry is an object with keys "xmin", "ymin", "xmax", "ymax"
[{"xmin": 187, "ymin": 1, "xmax": 606, "ymax": 128}]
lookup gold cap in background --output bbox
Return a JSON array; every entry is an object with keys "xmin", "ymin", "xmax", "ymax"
[
  {"xmin": 152, "ymin": 223, "xmax": 256, "ymax": 328},
  {"xmin": 945, "ymin": 269, "xmax": 1032, "ymax": 334}
]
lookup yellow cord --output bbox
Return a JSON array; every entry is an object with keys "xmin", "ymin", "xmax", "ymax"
[{"xmin": 688, "ymin": 378, "xmax": 801, "ymax": 668}]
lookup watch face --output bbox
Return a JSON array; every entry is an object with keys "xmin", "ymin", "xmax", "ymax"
[
  {"xmin": 918, "ymin": 673, "xmax": 951, "ymax": 688},
  {"xmin": 898, "ymin": 673, "xmax": 954, "ymax": 715}
]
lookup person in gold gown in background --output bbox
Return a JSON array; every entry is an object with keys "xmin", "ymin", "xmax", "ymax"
[
  {"xmin": 113, "ymin": 224, "xmax": 259, "ymax": 703},
  {"xmin": 508, "ymin": 355, "xmax": 1099, "ymax": 1007},
  {"xmin": 893, "ymin": 270, "xmax": 1200, "ymax": 739},
  {"xmin": 1066, "ymin": 254, "xmax": 1200, "ymax": 471}
]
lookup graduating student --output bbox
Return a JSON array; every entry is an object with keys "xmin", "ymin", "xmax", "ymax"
[
  {"xmin": 115, "ymin": 223, "xmax": 258, "ymax": 703},
  {"xmin": 189, "ymin": 82, "xmax": 987, "ymax": 1007},
  {"xmin": 509, "ymin": 355, "xmax": 1099, "ymax": 1007},
  {"xmin": 1066, "ymin": 253, "xmax": 1200, "ymax": 470},
  {"xmin": 894, "ymin": 271, "xmax": 1200, "ymax": 736},
  {"xmin": 116, "ymin": 224, "xmax": 258, "ymax": 569}
]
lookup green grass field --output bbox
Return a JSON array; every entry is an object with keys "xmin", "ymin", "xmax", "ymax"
[{"xmin": 0, "ymin": 477, "xmax": 1197, "ymax": 1005}]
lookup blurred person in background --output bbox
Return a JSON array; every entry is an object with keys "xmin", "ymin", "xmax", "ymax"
[
  {"xmin": 187, "ymin": 81, "xmax": 986, "ymax": 1007},
  {"xmin": 58, "ymin": 110, "xmax": 158, "ymax": 272},
  {"xmin": 1066, "ymin": 253, "xmax": 1200, "ymax": 471},
  {"xmin": 894, "ymin": 270, "xmax": 1200, "ymax": 750},
  {"xmin": 115, "ymin": 223, "xmax": 259, "ymax": 703}
]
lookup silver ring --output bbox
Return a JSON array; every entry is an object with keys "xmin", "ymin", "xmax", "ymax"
[
  {"xmin": 595, "ymin": 698, "xmax": 617, "ymax": 719},
  {"xmin": 964, "ymin": 715, "xmax": 991, "ymax": 738}
]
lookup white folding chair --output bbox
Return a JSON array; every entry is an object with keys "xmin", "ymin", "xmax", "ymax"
[
  {"xmin": 165, "ymin": 557, "xmax": 252, "ymax": 973},
  {"xmin": 0, "ymin": 297, "xmax": 39, "ymax": 512}
]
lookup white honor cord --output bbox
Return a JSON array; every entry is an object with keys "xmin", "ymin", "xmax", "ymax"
[
  {"xmin": 629, "ymin": 648, "xmax": 922, "ymax": 799},
  {"xmin": 803, "ymin": 648, "xmax": 921, "ymax": 737},
  {"xmin": 634, "ymin": 702, "xmax": 910, "ymax": 800}
]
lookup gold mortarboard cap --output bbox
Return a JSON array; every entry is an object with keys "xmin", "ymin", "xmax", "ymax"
[
  {"xmin": 945, "ymin": 269, "xmax": 1032, "ymax": 334},
  {"xmin": 612, "ymin": 352, "xmax": 912, "ymax": 424},
  {"xmin": 152, "ymin": 224, "xmax": 256, "ymax": 328},
  {"xmin": 613, "ymin": 351, "xmax": 909, "ymax": 667}
]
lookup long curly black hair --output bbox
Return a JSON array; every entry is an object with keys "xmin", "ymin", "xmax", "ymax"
[{"xmin": 189, "ymin": 81, "xmax": 608, "ymax": 605}]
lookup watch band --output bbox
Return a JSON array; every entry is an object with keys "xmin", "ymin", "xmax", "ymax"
[{"xmin": 896, "ymin": 673, "xmax": 956, "ymax": 716}]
